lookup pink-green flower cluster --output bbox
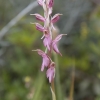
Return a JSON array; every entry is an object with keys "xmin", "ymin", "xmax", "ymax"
[{"xmin": 31, "ymin": 0, "xmax": 66, "ymax": 83}]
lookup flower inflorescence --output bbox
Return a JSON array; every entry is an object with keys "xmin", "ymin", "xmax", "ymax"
[{"xmin": 31, "ymin": 0, "xmax": 66, "ymax": 83}]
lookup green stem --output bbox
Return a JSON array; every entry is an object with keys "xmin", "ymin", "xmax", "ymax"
[
  {"xmin": 69, "ymin": 58, "xmax": 75, "ymax": 100},
  {"xmin": 51, "ymin": 79, "xmax": 55, "ymax": 93},
  {"xmin": 51, "ymin": 79, "xmax": 56, "ymax": 100},
  {"xmin": 53, "ymin": 52, "xmax": 63, "ymax": 100}
]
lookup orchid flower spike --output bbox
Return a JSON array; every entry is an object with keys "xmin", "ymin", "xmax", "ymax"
[{"xmin": 31, "ymin": 0, "xmax": 67, "ymax": 86}]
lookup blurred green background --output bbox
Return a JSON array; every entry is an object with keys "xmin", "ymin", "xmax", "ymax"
[{"xmin": 0, "ymin": 0, "xmax": 100, "ymax": 100}]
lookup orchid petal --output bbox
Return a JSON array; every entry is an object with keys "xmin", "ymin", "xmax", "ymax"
[
  {"xmin": 41, "ymin": 57, "xmax": 50, "ymax": 71},
  {"xmin": 52, "ymin": 43, "xmax": 62, "ymax": 56},
  {"xmin": 46, "ymin": 0, "xmax": 54, "ymax": 8},
  {"xmin": 46, "ymin": 62, "xmax": 55, "ymax": 83},
  {"xmin": 48, "ymin": 0, "xmax": 54, "ymax": 8},
  {"xmin": 43, "ymin": 31, "xmax": 52, "ymax": 51},
  {"xmin": 53, "ymin": 34, "xmax": 67, "ymax": 42},
  {"xmin": 51, "ymin": 13, "xmax": 62, "ymax": 23},
  {"xmin": 52, "ymin": 34, "xmax": 67, "ymax": 56},
  {"xmin": 32, "ymin": 49, "xmax": 50, "ymax": 71},
  {"xmin": 30, "ymin": 13, "xmax": 45, "ymax": 22},
  {"xmin": 32, "ymin": 23, "xmax": 44, "ymax": 32},
  {"xmin": 43, "ymin": 36, "xmax": 51, "ymax": 51}
]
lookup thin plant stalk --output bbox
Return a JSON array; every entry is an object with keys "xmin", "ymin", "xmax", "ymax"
[{"xmin": 69, "ymin": 59, "xmax": 75, "ymax": 100}]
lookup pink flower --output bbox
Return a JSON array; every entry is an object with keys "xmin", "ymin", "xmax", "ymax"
[
  {"xmin": 51, "ymin": 13, "xmax": 62, "ymax": 30},
  {"xmin": 52, "ymin": 34, "xmax": 67, "ymax": 56},
  {"xmin": 46, "ymin": 62, "xmax": 55, "ymax": 83},
  {"xmin": 32, "ymin": 23, "xmax": 44, "ymax": 32},
  {"xmin": 43, "ymin": 31, "xmax": 52, "ymax": 51},
  {"xmin": 51, "ymin": 13, "xmax": 62, "ymax": 24},
  {"xmin": 30, "ymin": 13, "xmax": 45, "ymax": 22},
  {"xmin": 33, "ymin": 49, "xmax": 50, "ymax": 71}
]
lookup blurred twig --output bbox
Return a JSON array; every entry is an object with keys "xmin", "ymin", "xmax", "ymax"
[{"xmin": 0, "ymin": 1, "xmax": 38, "ymax": 40}]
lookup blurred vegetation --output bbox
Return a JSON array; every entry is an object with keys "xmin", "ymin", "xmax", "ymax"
[{"xmin": 0, "ymin": 0, "xmax": 100, "ymax": 100}]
